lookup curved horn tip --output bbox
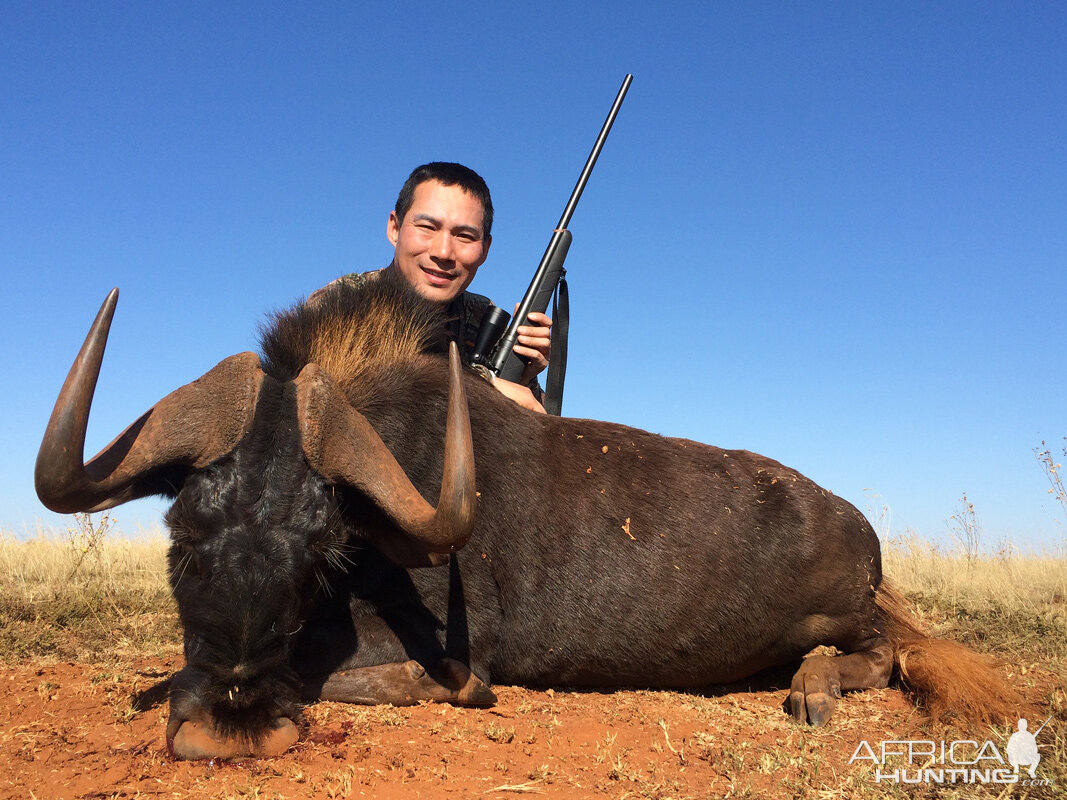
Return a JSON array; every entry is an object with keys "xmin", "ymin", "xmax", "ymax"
[
  {"xmin": 85, "ymin": 288, "xmax": 121, "ymax": 341},
  {"xmin": 35, "ymin": 291, "xmax": 124, "ymax": 515},
  {"xmin": 99, "ymin": 287, "xmax": 119, "ymax": 316}
]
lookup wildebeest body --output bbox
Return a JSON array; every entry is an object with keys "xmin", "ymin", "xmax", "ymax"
[
  {"xmin": 266, "ymin": 299, "xmax": 883, "ymax": 692},
  {"xmin": 37, "ymin": 276, "xmax": 1019, "ymax": 760}
]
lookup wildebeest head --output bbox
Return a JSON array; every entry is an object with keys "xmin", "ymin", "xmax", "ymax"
[{"xmin": 35, "ymin": 286, "xmax": 477, "ymax": 759}]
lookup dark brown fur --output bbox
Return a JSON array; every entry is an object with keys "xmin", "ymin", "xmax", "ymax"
[
  {"xmin": 261, "ymin": 279, "xmax": 1019, "ymax": 727},
  {"xmin": 80, "ymin": 275, "xmax": 1018, "ymax": 758}
]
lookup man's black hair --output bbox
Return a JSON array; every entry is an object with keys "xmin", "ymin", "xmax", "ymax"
[{"xmin": 395, "ymin": 162, "xmax": 494, "ymax": 238}]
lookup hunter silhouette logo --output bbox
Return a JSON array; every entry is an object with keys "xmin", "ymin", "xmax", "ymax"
[
  {"xmin": 1006, "ymin": 717, "xmax": 1048, "ymax": 779},
  {"xmin": 850, "ymin": 716, "xmax": 1053, "ymax": 787}
]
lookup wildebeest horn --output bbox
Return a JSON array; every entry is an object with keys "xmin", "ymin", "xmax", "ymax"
[
  {"xmin": 295, "ymin": 342, "xmax": 476, "ymax": 553},
  {"xmin": 35, "ymin": 289, "xmax": 266, "ymax": 513}
]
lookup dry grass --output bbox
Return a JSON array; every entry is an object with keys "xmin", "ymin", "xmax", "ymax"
[
  {"xmin": 883, "ymin": 532, "xmax": 1067, "ymax": 610},
  {"xmin": 0, "ymin": 517, "xmax": 178, "ymax": 663},
  {"xmin": 882, "ymin": 532, "xmax": 1067, "ymax": 662}
]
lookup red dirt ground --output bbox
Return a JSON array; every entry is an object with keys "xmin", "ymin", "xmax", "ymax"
[{"xmin": 1, "ymin": 657, "xmax": 1055, "ymax": 799}]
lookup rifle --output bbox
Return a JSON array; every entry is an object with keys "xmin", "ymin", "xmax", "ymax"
[{"xmin": 471, "ymin": 74, "xmax": 632, "ymax": 415}]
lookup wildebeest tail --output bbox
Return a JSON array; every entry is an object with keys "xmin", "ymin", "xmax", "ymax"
[{"xmin": 875, "ymin": 582, "xmax": 1025, "ymax": 725}]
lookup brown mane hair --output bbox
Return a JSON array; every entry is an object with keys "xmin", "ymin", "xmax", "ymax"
[{"xmin": 260, "ymin": 274, "xmax": 448, "ymax": 403}]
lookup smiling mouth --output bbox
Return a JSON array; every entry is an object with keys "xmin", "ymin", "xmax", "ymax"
[{"xmin": 421, "ymin": 266, "xmax": 456, "ymax": 286}]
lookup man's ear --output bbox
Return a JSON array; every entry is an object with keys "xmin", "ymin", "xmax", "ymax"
[
  {"xmin": 476, "ymin": 234, "xmax": 492, "ymax": 267},
  {"xmin": 386, "ymin": 210, "xmax": 400, "ymax": 247}
]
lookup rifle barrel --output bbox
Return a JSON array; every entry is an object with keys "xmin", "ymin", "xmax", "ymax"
[
  {"xmin": 487, "ymin": 74, "xmax": 632, "ymax": 383},
  {"xmin": 557, "ymin": 73, "xmax": 633, "ymax": 231}
]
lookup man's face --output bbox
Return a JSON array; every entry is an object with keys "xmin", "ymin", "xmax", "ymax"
[{"xmin": 387, "ymin": 180, "xmax": 492, "ymax": 303}]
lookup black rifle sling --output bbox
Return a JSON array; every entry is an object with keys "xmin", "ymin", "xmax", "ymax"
[{"xmin": 544, "ymin": 270, "xmax": 569, "ymax": 416}]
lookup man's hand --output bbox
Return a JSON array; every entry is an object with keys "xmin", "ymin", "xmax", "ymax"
[{"xmin": 513, "ymin": 308, "xmax": 552, "ymax": 385}]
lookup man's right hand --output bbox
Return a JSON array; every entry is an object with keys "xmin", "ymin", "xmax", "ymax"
[{"xmin": 513, "ymin": 308, "xmax": 552, "ymax": 385}]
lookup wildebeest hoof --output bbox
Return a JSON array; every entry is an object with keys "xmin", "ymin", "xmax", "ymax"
[
  {"xmin": 432, "ymin": 658, "xmax": 497, "ymax": 707},
  {"xmin": 788, "ymin": 655, "xmax": 845, "ymax": 726},
  {"xmin": 787, "ymin": 690, "xmax": 837, "ymax": 727},
  {"xmin": 457, "ymin": 673, "xmax": 497, "ymax": 707},
  {"xmin": 168, "ymin": 717, "xmax": 299, "ymax": 761}
]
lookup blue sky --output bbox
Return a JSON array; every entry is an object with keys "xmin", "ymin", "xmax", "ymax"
[{"xmin": 2, "ymin": 2, "xmax": 1064, "ymax": 548}]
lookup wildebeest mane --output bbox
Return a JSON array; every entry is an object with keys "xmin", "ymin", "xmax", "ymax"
[{"xmin": 260, "ymin": 273, "xmax": 450, "ymax": 409}]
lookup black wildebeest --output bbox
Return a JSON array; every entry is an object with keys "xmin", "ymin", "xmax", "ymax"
[{"xmin": 36, "ymin": 276, "xmax": 1018, "ymax": 760}]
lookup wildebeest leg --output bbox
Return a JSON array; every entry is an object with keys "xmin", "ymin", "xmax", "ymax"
[
  {"xmin": 317, "ymin": 658, "xmax": 496, "ymax": 707},
  {"xmin": 788, "ymin": 636, "xmax": 893, "ymax": 726}
]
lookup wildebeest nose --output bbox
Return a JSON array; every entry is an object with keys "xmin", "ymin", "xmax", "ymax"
[{"xmin": 168, "ymin": 716, "xmax": 299, "ymax": 761}]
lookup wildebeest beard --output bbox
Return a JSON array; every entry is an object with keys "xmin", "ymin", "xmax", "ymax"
[{"xmin": 164, "ymin": 376, "xmax": 346, "ymax": 749}]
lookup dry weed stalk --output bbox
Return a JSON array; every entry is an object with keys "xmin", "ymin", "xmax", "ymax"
[
  {"xmin": 861, "ymin": 488, "xmax": 892, "ymax": 543},
  {"xmin": 66, "ymin": 511, "xmax": 116, "ymax": 579},
  {"xmin": 947, "ymin": 491, "xmax": 981, "ymax": 570},
  {"xmin": 1035, "ymin": 437, "xmax": 1067, "ymax": 543}
]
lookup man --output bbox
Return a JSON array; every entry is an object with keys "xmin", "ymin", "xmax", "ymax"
[{"xmin": 314, "ymin": 163, "xmax": 551, "ymax": 412}]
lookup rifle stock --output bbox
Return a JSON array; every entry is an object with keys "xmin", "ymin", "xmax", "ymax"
[{"xmin": 490, "ymin": 229, "xmax": 571, "ymax": 382}]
